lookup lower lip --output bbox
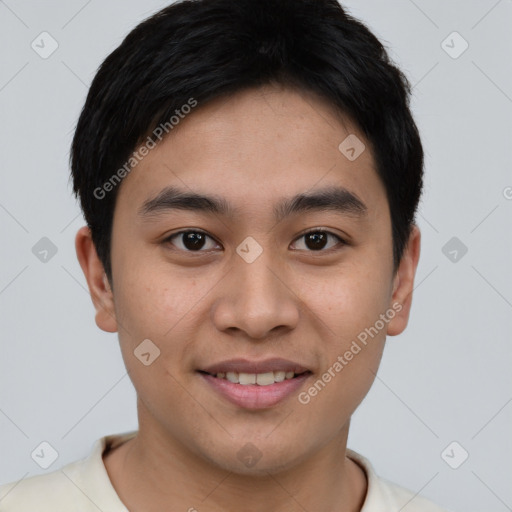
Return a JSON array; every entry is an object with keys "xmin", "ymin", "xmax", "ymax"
[{"xmin": 199, "ymin": 372, "xmax": 311, "ymax": 409}]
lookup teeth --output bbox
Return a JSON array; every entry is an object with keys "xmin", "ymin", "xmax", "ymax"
[
  {"xmin": 214, "ymin": 370, "xmax": 300, "ymax": 385},
  {"xmin": 239, "ymin": 372, "xmax": 256, "ymax": 385},
  {"xmin": 226, "ymin": 372, "xmax": 239, "ymax": 383},
  {"xmin": 274, "ymin": 371, "xmax": 286, "ymax": 382},
  {"xmin": 256, "ymin": 372, "xmax": 275, "ymax": 386}
]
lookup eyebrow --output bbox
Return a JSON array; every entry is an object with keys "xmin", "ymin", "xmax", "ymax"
[{"xmin": 138, "ymin": 185, "xmax": 368, "ymax": 222}]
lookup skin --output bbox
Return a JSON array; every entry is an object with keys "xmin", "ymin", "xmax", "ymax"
[{"xmin": 76, "ymin": 84, "xmax": 421, "ymax": 512}]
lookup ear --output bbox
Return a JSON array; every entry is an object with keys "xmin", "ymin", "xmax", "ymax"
[
  {"xmin": 75, "ymin": 226, "xmax": 118, "ymax": 333},
  {"xmin": 386, "ymin": 225, "xmax": 421, "ymax": 336}
]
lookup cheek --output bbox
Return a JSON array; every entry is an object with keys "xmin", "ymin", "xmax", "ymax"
[
  {"xmin": 113, "ymin": 258, "xmax": 202, "ymax": 338},
  {"xmin": 296, "ymin": 262, "xmax": 391, "ymax": 399},
  {"xmin": 112, "ymin": 262, "xmax": 215, "ymax": 386},
  {"xmin": 297, "ymin": 277, "xmax": 388, "ymax": 427},
  {"xmin": 112, "ymin": 268, "xmax": 198, "ymax": 411},
  {"xmin": 300, "ymin": 263, "xmax": 391, "ymax": 337}
]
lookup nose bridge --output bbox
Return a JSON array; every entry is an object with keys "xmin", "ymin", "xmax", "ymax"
[
  {"xmin": 212, "ymin": 239, "xmax": 300, "ymax": 338},
  {"xmin": 236, "ymin": 247, "xmax": 282, "ymax": 303}
]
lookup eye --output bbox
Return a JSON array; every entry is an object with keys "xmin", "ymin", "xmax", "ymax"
[
  {"xmin": 163, "ymin": 228, "xmax": 346, "ymax": 254},
  {"xmin": 291, "ymin": 229, "xmax": 346, "ymax": 252},
  {"xmin": 163, "ymin": 230, "xmax": 221, "ymax": 252}
]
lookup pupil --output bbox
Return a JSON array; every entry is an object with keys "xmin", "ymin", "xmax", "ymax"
[
  {"xmin": 306, "ymin": 232, "xmax": 327, "ymax": 250},
  {"xmin": 184, "ymin": 232, "xmax": 205, "ymax": 250}
]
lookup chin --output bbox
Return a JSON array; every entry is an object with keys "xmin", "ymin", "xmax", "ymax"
[{"xmin": 198, "ymin": 436, "xmax": 309, "ymax": 477}]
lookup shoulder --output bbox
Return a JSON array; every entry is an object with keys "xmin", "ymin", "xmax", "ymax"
[
  {"xmin": 0, "ymin": 457, "xmax": 90, "ymax": 511},
  {"xmin": 369, "ymin": 477, "xmax": 451, "ymax": 512},
  {"xmin": 347, "ymin": 449, "xmax": 453, "ymax": 512},
  {"xmin": 0, "ymin": 432, "xmax": 136, "ymax": 512}
]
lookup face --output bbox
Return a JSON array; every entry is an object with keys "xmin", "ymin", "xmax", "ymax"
[{"xmin": 77, "ymin": 84, "xmax": 420, "ymax": 475}]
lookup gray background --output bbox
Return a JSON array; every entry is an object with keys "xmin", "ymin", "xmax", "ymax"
[{"xmin": 0, "ymin": 1, "xmax": 511, "ymax": 511}]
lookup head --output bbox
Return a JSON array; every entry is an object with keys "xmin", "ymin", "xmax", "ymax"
[{"xmin": 73, "ymin": 0, "xmax": 422, "ymax": 474}]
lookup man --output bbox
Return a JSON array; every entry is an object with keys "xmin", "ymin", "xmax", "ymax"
[{"xmin": 0, "ymin": 0, "xmax": 450, "ymax": 510}]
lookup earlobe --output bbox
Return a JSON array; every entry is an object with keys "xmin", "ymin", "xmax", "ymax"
[
  {"xmin": 386, "ymin": 225, "xmax": 421, "ymax": 337},
  {"xmin": 75, "ymin": 226, "xmax": 118, "ymax": 333}
]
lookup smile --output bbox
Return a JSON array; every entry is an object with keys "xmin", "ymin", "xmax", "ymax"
[
  {"xmin": 198, "ymin": 369, "xmax": 312, "ymax": 409},
  {"xmin": 201, "ymin": 370, "xmax": 307, "ymax": 385}
]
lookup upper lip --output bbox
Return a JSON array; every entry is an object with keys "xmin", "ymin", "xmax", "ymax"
[{"xmin": 200, "ymin": 358, "xmax": 310, "ymax": 375}]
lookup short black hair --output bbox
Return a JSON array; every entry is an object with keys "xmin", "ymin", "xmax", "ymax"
[{"xmin": 71, "ymin": 0, "xmax": 423, "ymax": 284}]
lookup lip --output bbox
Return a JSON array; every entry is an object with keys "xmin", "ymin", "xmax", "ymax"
[
  {"xmin": 200, "ymin": 357, "xmax": 310, "ymax": 375},
  {"xmin": 199, "ymin": 371, "xmax": 312, "ymax": 409}
]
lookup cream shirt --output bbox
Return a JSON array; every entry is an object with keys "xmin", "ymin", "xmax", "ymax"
[{"xmin": 0, "ymin": 431, "xmax": 450, "ymax": 511}]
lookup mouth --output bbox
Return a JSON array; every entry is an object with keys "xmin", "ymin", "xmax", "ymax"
[{"xmin": 197, "ymin": 358, "xmax": 313, "ymax": 409}]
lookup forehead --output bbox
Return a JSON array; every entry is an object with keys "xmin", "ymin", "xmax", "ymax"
[{"xmin": 115, "ymin": 85, "xmax": 386, "ymax": 220}]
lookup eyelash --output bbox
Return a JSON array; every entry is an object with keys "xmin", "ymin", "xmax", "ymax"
[{"xmin": 162, "ymin": 228, "xmax": 347, "ymax": 254}]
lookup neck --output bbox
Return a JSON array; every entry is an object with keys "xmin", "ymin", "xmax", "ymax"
[{"xmin": 104, "ymin": 406, "xmax": 367, "ymax": 512}]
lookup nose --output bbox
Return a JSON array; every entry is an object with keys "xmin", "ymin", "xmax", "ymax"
[{"xmin": 211, "ymin": 247, "xmax": 301, "ymax": 340}]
